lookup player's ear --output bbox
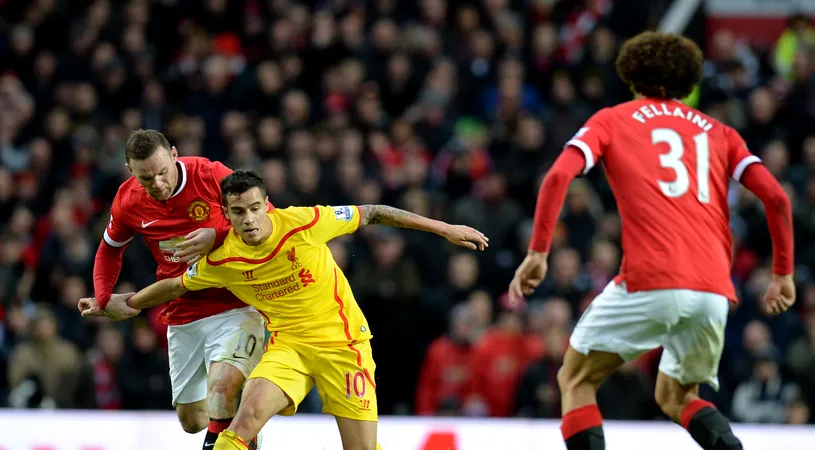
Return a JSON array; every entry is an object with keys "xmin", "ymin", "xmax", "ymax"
[
  {"xmin": 221, "ymin": 205, "xmax": 228, "ymax": 216},
  {"xmin": 125, "ymin": 162, "xmax": 132, "ymax": 175},
  {"xmin": 170, "ymin": 146, "xmax": 179, "ymax": 160}
]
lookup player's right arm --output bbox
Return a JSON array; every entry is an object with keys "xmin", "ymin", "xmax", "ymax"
[
  {"xmin": 356, "ymin": 205, "xmax": 489, "ymax": 250},
  {"xmin": 126, "ymin": 257, "xmax": 224, "ymax": 310},
  {"xmin": 302, "ymin": 204, "xmax": 488, "ymax": 249},
  {"xmin": 509, "ymin": 110, "xmax": 611, "ymax": 301},
  {"xmin": 93, "ymin": 194, "xmax": 135, "ymax": 310},
  {"xmin": 728, "ymin": 128, "xmax": 795, "ymax": 313}
]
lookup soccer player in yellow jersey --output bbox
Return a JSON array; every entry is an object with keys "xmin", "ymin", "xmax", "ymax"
[{"xmin": 97, "ymin": 170, "xmax": 489, "ymax": 450}]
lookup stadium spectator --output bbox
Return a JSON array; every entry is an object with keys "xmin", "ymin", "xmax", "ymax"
[
  {"xmin": 87, "ymin": 325, "xmax": 124, "ymax": 410},
  {"xmin": 731, "ymin": 348, "xmax": 801, "ymax": 423},
  {"xmin": 7, "ymin": 305, "xmax": 94, "ymax": 408},
  {"xmin": 415, "ymin": 303, "xmax": 477, "ymax": 416},
  {"xmin": 117, "ymin": 319, "xmax": 172, "ymax": 410}
]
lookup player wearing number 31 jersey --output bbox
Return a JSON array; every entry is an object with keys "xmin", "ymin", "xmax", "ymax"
[{"xmin": 510, "ymin": 32, "xmax": 794, "ymax": 450}]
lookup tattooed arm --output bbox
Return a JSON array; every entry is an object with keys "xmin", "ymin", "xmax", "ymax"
[{"xmin": 357, "ymin": 205, "xmax": 489, "ymax": 250}]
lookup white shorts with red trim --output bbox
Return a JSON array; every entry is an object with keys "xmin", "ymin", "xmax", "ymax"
[
  {"xmin": 570, "ymin": 281, "xmax": 729, "ymax": 390},
  {"xmin": 167, "ymin": 306, "xmax": 265, "ymax": 406}
]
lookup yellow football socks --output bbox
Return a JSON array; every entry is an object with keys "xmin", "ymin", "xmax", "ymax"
[
  {"xmin": 213, "ymin": 430, "xmax": 248, "ymax": 450},
  {"xmin": 377, "ymin": 442, "xmax": 383, "ymax": 450}
]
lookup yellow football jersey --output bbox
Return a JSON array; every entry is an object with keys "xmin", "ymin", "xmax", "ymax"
[{"xmin": 181, "ymin": 205, "xmax": 372, "ymax": 345}]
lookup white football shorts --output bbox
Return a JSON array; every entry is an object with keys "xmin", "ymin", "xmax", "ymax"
[
  {"xmin": 167, "ymin": 306, "xmax": 265, "ymax": 405},
  {"xmin": 570, "ymin": 281, "xmax": 729, "ymax": 390}
]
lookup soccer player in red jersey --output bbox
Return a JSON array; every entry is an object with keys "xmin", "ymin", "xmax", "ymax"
[
  {"xmin": 79, "ymin": 130, "xmax": 267, "ymax": 450},
  {"xmin": 509, "ymin": 32, "xmax": 795, "ymax": 450}
]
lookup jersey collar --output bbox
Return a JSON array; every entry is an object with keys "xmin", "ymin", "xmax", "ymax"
[{"xmin": 170, "ymin": 160, "xmax": 188, "ymax": 199}]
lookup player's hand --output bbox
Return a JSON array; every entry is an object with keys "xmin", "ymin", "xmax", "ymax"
[
  {"xmin": 508, "ymin": 251, "xmax": 548, "ymax": 305},
  {"xmin": 762, "ymin": 274, "xmax": 796, "ymax": 316},
  {"xmin": 78, "ymin": 297, "xmax": 103, "ymax": 317},
  {"xmin": 442, "ymin": 224, "xmax": 489, "ymax": 250},
  {"xmin": 174, "ymin": 228, "xmax": 217, "ymax": 265},
  {"xmin": 102, "ymin": 293, "xmax": 141, "ymax": 321}
]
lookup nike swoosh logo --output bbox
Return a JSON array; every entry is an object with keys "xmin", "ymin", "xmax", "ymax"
[
  {"xmin": 141, "ymin": 220, "xmax": 159, "ymax": 228},
  {"xmin": 204, "ymin": 444, "xmax": 215, "ymax": 448}
]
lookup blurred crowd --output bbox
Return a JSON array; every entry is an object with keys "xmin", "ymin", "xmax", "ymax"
[{"xmin": 1, "ymin": 0, "xmax": 814, "ymax": 425}]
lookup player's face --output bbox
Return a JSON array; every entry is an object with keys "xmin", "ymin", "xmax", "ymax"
[
  {"xmin": 223, "ymin": 187, "xmax": 271, "ymax": 246},
  {"xmin": 127, "ymin": 146, "xmax": 179, "ymax": 201}
]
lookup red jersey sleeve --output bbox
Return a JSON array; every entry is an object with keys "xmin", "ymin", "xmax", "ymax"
[
  {"xmin": 103, "ymin": 194, "xmax": 135, "ymax": 248},
  {"xmin": 565, "ymin": 108, "xmax": 613, "ymax": 174},
  {"xmin": 725, "ymin": 127, "xmax": 762, "ymax": 182},
  {"xmin": 95, "ymin": 194, "xmax": 134, "ymax": 309}
]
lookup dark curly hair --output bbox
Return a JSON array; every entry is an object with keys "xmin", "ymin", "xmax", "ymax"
[
  {"xmin": 615, "ymin": 31, "xmax": 703, "ymax": 100},
  {"xmin": 220, "ymin": 170, "xmax": 267, "ymax": 206}
]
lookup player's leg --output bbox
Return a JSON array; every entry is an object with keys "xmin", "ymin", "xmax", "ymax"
[
  {"xmin": 176, "ymin": 399, "xmax": 208, "ymax": 433},
  {"xmin": 335, "ymin": 417, "xmax": 378, "ymax": 450},
  {"xmin": 562, "ymin": 281, "xmax": 671, "ymax": 450},
  {"xmin": 314, "ymin": 340, "xmax": 379, "ymax": 450},
  {"xmin": 656, "ymin": 291, "xmax": 742, "ymax": 450},
  {"xmin": 215, "ymin": 338, "xmax": 313, "ymax": 450},
  {"xmin": 203, "ymin": 362, "xmax": 252, "ymax": 448},
  {"xmin": 203, "ymin": 308, "xmax": 266, "ymax": 449},
  {"xmin": 214, "ymin": 378, "xmax": 290, "ymax": 450},
  {"xmin": 557, "ymin": 348, "xmax": 622, "ymax": 450},
  {"xmin": 167, "ymin": 323, "xmax": 209, "ymax": 433}
]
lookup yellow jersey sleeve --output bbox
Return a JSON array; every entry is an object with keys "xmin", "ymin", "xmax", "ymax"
[
  {"xmin": 304, "ymin": 205, "xmax": 362, "ymax": 245},
  {"xmin": 181, "ymin": 257, "xmax": 225, "ymax": 291}
]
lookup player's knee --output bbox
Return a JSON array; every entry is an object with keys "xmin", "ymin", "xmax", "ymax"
[
  {"xmin": 208, "ymin": 379, "xmax": 240, "ymax": 410},
  {"xmin": 176, "ymin": 407, "xmax": 208, "ymax": 433},
  {"xmin": 654, "ymin": 380, "xmax": 692, "ymax": 421},
  {"xmin": 207, "ymin": 363, "xmax": 246, "ymax": 416},
  {"xmin": 557, "ymin": 365, "xmax": 600, "ymax": 394}
]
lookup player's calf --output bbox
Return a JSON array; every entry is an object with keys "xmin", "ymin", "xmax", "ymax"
[
  {"xmin": 204, "ymin": 362, "xmax": 258, "ymax": 450},
  {"xmin": 557, "ymin": 348, "xmax": 623, "ymax": 450},
  {"xmin": 224, "ymin": 378, "xmax": 290, "ymax": 444},
  {"xmin": 176, "ymin": 400, "xmax": 208, "ymax": 434},
  {"xmin": 655, "ymin": 373, "xmax": 742, "ymax": 450},
  {"xmin": 335, "ymin": 416, "xmax": 378, "ymax": 450}
]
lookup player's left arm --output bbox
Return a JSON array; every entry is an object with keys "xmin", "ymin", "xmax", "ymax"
[
  {"xmin": 126, "ymin": 277, "xmax": 189, "ymax": 309},
  {"xmin": 127, "ymin": 257, "xmax": 222, "ymax": 309},
  {"xmin": 727, "ymin": 128, "xmax": 793, "ymax": 276},
  {"xmin": 357, "ymin": 205, "xmax": 489, "ymax": 250}
]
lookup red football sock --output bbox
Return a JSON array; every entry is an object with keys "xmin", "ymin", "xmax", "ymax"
[
  {"xmin": 561, "ymin": 404, "xmax": 603, "ymax": 440},
  {"xmin": 208, "ymin": 418, "xmax": 232, "ymax": 434},
  {"xmin": 680, "ymin": 399, "xmax": 715, "ymax": 429}
]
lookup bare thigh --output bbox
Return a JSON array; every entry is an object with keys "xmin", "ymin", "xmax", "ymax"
[{"xmin": 335, "ymin": 416, "xmax": 377, "ymax": 450}]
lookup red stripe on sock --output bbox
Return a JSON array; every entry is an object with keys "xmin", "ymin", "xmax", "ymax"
[
  {"xmin": 561, "ymin": 404, "xmax": 603, "ymax": 440},
  {"xmin": 680, "ymin": 399, "xmax": 715, "ymax": 429},
  {"xmin": 208, "ymin": 418, "xmax": 233, "ymax": 433}
]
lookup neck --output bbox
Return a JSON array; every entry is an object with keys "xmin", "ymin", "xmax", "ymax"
[{"xmin": 170, "ymin": 161, "xmax": 182, "ymax": 196}]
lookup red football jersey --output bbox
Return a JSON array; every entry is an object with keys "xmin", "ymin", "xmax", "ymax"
[
  {"xmin": 104, "ymin": 157, "xmax": 247, "ymax": 325},
  {"xmin": 568, "ymin": 99, "xmax": 759, "ymax": 301}
]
